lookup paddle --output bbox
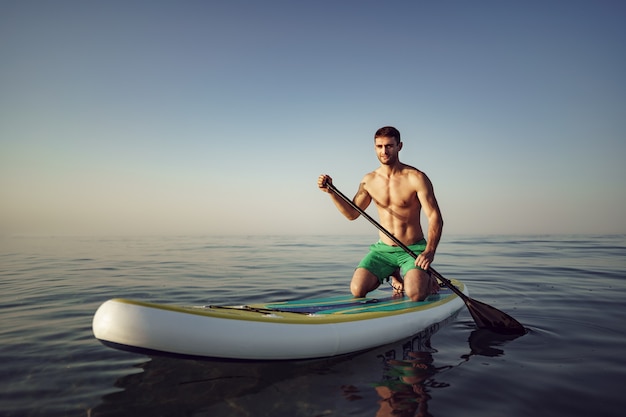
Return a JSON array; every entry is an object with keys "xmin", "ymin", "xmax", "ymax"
[{"xmin": 324, "ymin": 181, "xmax": 526, "ymax": 336}]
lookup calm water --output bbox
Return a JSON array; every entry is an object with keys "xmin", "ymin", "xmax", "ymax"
[{"xmin": 1, "ymin": 234, "xmax": 625, "ymax": 417}]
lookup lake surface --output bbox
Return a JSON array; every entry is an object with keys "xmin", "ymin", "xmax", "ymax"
[{"xmin": 1, "ymin": 234, "xmax": 625, "ymax": 417}]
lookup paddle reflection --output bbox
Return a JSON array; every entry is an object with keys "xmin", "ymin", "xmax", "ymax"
[{"xmin": 464, "ymin": 328, "xmax": 524, "ymax": 359}]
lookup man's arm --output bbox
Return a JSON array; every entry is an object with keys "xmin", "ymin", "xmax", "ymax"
[
  {"xmin": 415, "ymin": 173, "xmax": 444, "ymax": 270},
  {"xmin": 318, "ymin": 174, "xmax": 371, "ymax": 220}
]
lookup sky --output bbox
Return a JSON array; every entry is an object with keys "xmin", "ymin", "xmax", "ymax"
[{"xmin": 1, "ymin": 0, "xmax": 625, "ymax": 236}]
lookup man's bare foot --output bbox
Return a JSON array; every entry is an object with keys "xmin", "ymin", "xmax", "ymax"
[{"xmin": 390, "ymin": 269, "xmax": 404, "ymax": 295}]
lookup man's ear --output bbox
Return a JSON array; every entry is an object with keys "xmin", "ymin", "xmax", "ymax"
[{"xmin": 398, "ymin": 141, "xmax": 403, "ymax": 151}]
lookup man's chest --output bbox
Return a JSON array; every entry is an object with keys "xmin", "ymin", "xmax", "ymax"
[{"xmin": 368, "ymin": 182, "xmax": 419, "ymax": 209}]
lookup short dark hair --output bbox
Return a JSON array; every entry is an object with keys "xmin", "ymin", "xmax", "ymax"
[{"xmin": 374, "ymin": 126, "xmax": 401, "ymax": 144}]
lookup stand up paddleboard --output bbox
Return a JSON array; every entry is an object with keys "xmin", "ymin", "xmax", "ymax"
[{"xmin": 93, "ymin": 280, "xmax": 467, "ymax": 360}]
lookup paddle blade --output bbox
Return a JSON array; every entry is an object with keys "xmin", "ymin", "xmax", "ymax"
[
  {"xmin": 464, "ymin": 297, "xmax": 526, "ymax": 335},
  {"xmin": 430, "ymin": 268, "xmax": 525, "ymax": 335}
]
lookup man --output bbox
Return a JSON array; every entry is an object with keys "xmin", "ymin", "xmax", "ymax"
[{"xmin": 318, "ymin": 126, "xmax": 443, "ymax": 302}]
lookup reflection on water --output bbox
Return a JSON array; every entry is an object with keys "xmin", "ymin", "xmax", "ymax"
[
  {"xmin": 90, "ymin": 318, "xmax": 522, "ymax": 417},
  {"xmin": 91, "ymin": 357, "xmax": 333, "ymax": 416},
  {"xmin": 372, "ymin": 326, "xmax": 447, "ymax": 417},
  {"xmin": 371, "ymin": 327, "xmax": 523, "ymax": 417},
  {"xmin": 90, "ymin": 350, "xmax": 362, "ymax": 416},
  {"xmin": 464, "ymin": 328, "xmax": 525, "ymax": 359}
]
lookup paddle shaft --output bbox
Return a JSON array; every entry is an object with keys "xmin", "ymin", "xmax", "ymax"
[{"xmin": 324, "ymin": 181, "xmax": 466, "ymax": 299}]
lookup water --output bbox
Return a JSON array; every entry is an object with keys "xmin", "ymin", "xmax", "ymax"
[{"xmin": 1, "ymin": 234, "xmax": 625, "ymax": 417}]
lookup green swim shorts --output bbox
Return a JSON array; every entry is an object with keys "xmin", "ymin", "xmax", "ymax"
[{"xmin": 357, "ymin": 239, "xmax": 427, "ymax": 283}]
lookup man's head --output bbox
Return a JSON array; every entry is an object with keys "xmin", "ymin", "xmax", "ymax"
[
  {"xmin": 374, "ymin": 126, "xmax": 401, "ymax": 144},
  {"xmin": 374, "ymin": 126, "xmax": 402, "ymax": 166}
]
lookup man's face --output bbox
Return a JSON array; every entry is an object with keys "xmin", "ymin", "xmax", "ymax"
[{"xmin": 375, "ymin": 136, "xmax": 402, "ymax": 165}]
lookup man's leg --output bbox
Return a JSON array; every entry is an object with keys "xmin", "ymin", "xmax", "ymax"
[
  {"xmin": 350, "ymin": 267, "xmax": 380, "ymax": 298},
  {"xmin": 403, "ymin": 269, "xmax": 436, "ymax": 302}
]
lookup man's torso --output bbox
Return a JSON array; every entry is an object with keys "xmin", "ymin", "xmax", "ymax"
[{"xmin": 363, "ymin": 165, "xmax": 425, "ymax": 245}]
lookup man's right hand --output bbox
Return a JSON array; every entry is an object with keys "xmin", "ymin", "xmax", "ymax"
[{"xmin": 318, "ymin": 174, "xmax": 332, "ymax": 193}]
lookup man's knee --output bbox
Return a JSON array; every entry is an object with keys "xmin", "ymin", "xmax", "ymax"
[
  {"xmin": 350, "ymin": 268, "xmax": 379, "ymax": 297},
  {"xmin": 404, "ymin": 269, "xmax": 431, "ymax": 302}
]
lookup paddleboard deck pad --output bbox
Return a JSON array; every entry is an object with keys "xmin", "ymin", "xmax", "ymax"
[{"xmin": 92, "ymin": 280, "xmax": 467, "ymax": 360}]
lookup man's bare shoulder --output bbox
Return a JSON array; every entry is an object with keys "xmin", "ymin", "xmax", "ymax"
[
  {"xmin": 362, "ymin": 170, "xmax": 378, "ymax": 184},
  {"xmin": 400, "ymin": 164, "xmax": 422, "ymax": 175},
  {"xmin": 400, "ymin": 164, "xmax": 426, "ymax": 179},
  {"xmin": 401, "ymin": 165, "xmax": 432, "ymax": 190}
]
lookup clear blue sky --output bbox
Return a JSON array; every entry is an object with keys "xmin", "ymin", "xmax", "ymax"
[{"xmin": 1, "ymin": 1, "xmax": 625, "ymax": 236}]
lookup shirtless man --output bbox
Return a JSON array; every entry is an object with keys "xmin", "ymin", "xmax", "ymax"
[{"xmin": 318, "ymin": 126, "xmax": 443, "ymax": 302}]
